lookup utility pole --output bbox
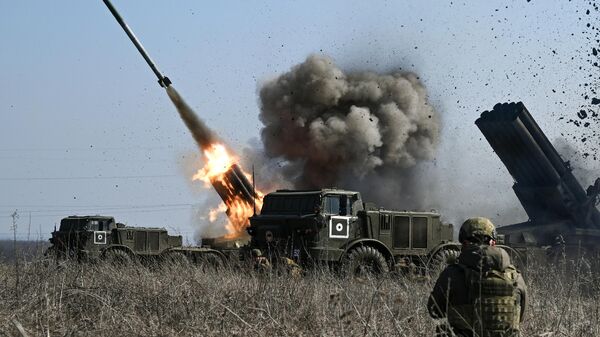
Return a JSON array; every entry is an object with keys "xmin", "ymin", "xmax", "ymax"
[
  {"xmin": 11, "ymin": 210, "xmax": 20, "ymax": 302},
  {"xmin": 27, "ymin": 212, "xmax": 31, "ymax": 242},
  {"xmin": 37, "ymin": 224, "xmax": 42, "ymax": 255}
]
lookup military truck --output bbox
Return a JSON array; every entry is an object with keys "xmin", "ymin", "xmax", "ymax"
[
  {"xmin": 46, "ymin": 215, "xmax": 225, "ymax": 265},
  {"xmin": 246, "ymin": 189, "xmax": 459, "ymax": 274}
]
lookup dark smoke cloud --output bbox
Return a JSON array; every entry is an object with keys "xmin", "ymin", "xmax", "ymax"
[
  {"xmin": 167, "ymin": 86, "xmax": 217, "ymax": 149},
  {"xmin": 255, "ymin": 54, "xmax": 440, "ymax": 207}
]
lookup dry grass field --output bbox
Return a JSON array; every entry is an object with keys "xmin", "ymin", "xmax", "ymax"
[{"xmin": 1, "ymin": 252, "xmax": 600, "ymax": 337}]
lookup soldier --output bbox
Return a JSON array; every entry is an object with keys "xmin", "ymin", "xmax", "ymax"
[
  {"xmin": 427, "ymin": 217, "xmax": 527, "ymax": 337},
  {"xmin": 252, "ymin": 249, "xmax": 272, "ymax": 273},
  {"xmin": 251, "ymin": 249, "xmax": 303, "ymax": 277}
]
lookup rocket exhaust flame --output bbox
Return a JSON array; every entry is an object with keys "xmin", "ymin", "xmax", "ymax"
[
  {"xmin": 167, "ymin": 89, "xmax": 264, "ymax": 237},
  {"xmin": 168, "ymin": 86, "xmax": 263, "ymax": 238},
  {"xmin": 192, "ymin": 144, "xmax": 264, "ymax": 238}
]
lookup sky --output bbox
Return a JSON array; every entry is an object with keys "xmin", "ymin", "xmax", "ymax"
[{"xmin": 1, "ymin": 0, "xmax": 598, "ymax": 241}]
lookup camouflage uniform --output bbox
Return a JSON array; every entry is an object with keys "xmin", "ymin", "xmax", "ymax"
[
  {"xmin": 252, "ymin": 249, "xmax": 303, "ymax": 277},
  {"xmin": 427, "ymin": 218, "xmax": 527, "ymax": 337},
  {"xmin": 281, "ymin": 257, "xmax": 303, "ymax": 277},
  {"xmin": 252, "ymin": 249, "xmax": 272, "ymax": 272}
]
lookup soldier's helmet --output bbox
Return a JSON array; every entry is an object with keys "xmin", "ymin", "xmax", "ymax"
[{"xmin": 459, "ymin": 217, "xmax": 497, "ymax": 244}]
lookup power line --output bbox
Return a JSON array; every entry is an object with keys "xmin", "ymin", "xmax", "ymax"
[
  {"xmin": 0, "ymin": 206, "xmax": 197, "ymax": 218},
  {"xmin": 0, "ymin": 174, "xmax": 178, "ymax": 181},
  {"xmin": 0, "ymin": 146, "xmax": 177, "ymax": 152},
  {"xmin": 0, "ymin": 206, "xmax": 195, "ymax": 214},
  {"xmin": 0, "ymin": 202, "xmax": 197, "ymax": 209},
  {"xmin": 0, "ymin": 156, "xmax": 176, "ymax": 163}
]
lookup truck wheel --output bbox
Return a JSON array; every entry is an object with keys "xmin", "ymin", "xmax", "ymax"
[
  {"xmin": 198, "ymin": 252, "xmax": 224, "ymax": 271},
  {"xmin": 498, "ymin": 245, "xmax": 525, "ymax": 269},
  {"xmin": 428, "ymin": 247, "xmax": 460, "ymax": 273},
  {"xmin": 103, "ymin": 249, "xmax": 132, "ymax": 266},
  {"xmin": 163, "ymin": 251, "xmax": 190, "ymax": 266},
  {"xmin": 344, "ymin": 246, "xmax": 389, "ymax": 276}
]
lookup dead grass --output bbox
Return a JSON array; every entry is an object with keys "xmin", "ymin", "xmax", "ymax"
[{"xmin": 1, "ymin": 255, "xmax": 599, "ymax": 336}]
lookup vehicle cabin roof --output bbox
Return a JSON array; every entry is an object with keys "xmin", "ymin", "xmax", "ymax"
[
  {"xmin": 63, "ymin": 215, "xmax": 115, "ymax": 221},
  {"xmin": 375, "ymin": 209, "xmax": 440, "ymax": 217},
  {"xmin": 120, "ymin": 226, "xmax": 168, "ymax": 232},
  {"xmin": 271, "ymin": 188, "xmax": 359, "ymax": 196},
  {"xmin": 62, "ymin": 216, "xmax": 167, "ymax": 231}
]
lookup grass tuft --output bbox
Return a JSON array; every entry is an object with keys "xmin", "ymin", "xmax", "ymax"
[{"xmin": 1, "ymin": 255, "xmax": 599, "ymax": 336}]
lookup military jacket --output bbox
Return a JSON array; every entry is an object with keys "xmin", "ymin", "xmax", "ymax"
[{"xmin": 427, "ymin": 245, "xmax": 527, "ymax": 337}]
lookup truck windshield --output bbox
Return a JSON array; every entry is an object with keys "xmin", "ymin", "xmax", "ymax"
[
  {"xmin": 59, "ymin": 219, "xmax": 89, "ymax": 231},
  {"xmin": 59, "ymin": 218, "xmax": 115, "ymax": 231},
  {"xmin": 324, "ymin": 194, "xmax": 358, "ymax": 216},
  {"xmin": 261, "ymin": 194, "xmax": 320, "ymax": 215}
]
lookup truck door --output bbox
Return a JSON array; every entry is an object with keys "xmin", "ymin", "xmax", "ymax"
[
  {"xmin": 324, "ymin": 194, "xmax": 356, "ymax": 241},
  {"xmin": 134, "ymin": 231, "xmax": 147, "ymax": 252},
  {"xmin": 392, "ymin": 215, "xmax": 410, "ymax": 249},
  {"xmin": 411, "ymin": 216, "xmax": 429, "ymax": 249},
  {"xmin": 148, "ymin": 231, "xmax": 160, "ymax": 253},
  {"xmin": 92, "ymin": 219, "xmax": 111, "ymax": 246},
  {"xmin": 378, "ymin": 213, "xmax": 392, "ymax": 246},
  {"xmin": 391, "ymin": 216, "xmax": 429, "ymax": 252}
]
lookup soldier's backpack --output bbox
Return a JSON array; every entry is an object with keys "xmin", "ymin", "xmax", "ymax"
[{"xmin": 447, "ymin": 264, "xmax": 521, "ymax": 337}]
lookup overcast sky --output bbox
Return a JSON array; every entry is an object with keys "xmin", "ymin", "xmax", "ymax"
[{"xmin": 1, "ymin": 0, "xmax": 598, "ymax": 241}]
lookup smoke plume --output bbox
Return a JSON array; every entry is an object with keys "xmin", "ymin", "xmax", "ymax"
[
  {"xmin": 167, "ymin": 86, "xmax": 217, "ymax": 149},
  {"xmin": 255, "ymin": 54, "xmax": 440, "ymax": 208}
]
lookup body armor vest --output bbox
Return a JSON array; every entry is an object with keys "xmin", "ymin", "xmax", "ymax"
[{"xmin": 447, "ymin": 265, "xmax": 521, "ymax": 337}]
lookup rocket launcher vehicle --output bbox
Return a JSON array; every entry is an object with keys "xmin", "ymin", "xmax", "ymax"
[{"xmin": 476, "ymin": 102, "xmax": 600, "ymax": 251}]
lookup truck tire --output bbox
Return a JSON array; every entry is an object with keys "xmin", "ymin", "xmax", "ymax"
[
  {"xmin": 428, "ymin": 247, "xmax": 460, "ymax": 273},
  {"xmin": 103, "ymin": 249, "xmax": 132, "ymax": 266},
  {"xmin": 163, "ymin": 251, "xmax": 190, "ymax": 266},
  {"xmin": 198, "ymin": 252, "xmax": 224, "ymax": 271},
  {"xmin": 497, "ymin": 245, "xmax": 524, "ymax": 269},
  {"xmin": 344, "ymin": 246, "xmax": 390, "ymax": 276}
]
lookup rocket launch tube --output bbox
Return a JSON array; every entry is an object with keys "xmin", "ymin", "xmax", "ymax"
[
  {"xmin": 102, "ymin": 0, "xmax": 171, "ymax": 88},
  {"xmin": 211, "ymin": 164, "xmax": 257, "ymax": 206}
]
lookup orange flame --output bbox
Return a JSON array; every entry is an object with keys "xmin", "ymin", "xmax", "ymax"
[
  {"xmin": 192, "ymin": 144, "xmax": 233, "ymax": 187},
  {"xmin": 193, "ymin": 143, "xmax": 264, "ymax": 238}
]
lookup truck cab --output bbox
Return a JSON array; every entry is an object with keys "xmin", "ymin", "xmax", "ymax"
[{"xmin": 248, "ymin": 189, "xmax": 456, "ymax": 272}]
